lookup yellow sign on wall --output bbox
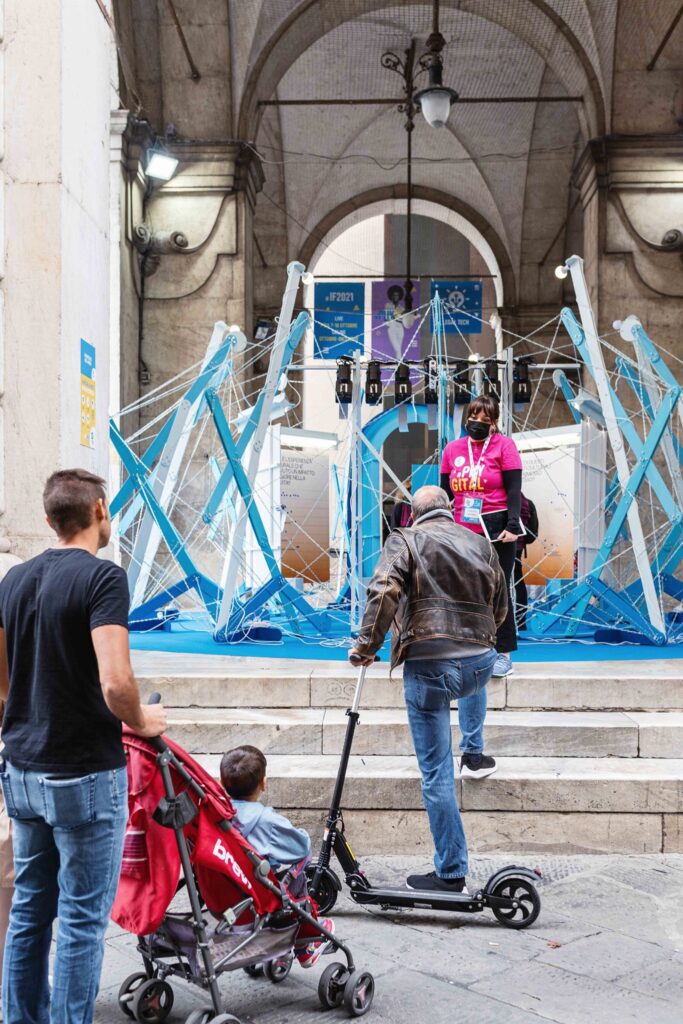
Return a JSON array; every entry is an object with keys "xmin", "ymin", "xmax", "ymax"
[{"xmin": 80, "ymin": 339, "xmax": 96, "ymax": 449}]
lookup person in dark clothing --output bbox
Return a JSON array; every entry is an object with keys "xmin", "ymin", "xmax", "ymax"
[
  {"xmin": 0, "ymin": 469, "xmax": 167, "ymax": 1024},
  {"xmin": 440, "ymin": 395, "xmax": 523, "ymax": 677}
]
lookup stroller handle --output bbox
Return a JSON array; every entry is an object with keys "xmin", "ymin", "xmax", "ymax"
[{"xmin": 146, "ymin": 692, "xmax": 168, "ymax": 753}]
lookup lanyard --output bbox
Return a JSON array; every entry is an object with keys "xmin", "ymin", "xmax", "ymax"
[{"xmin": 467, "ymin": 435, "xmax": 491, "ymax": 485}]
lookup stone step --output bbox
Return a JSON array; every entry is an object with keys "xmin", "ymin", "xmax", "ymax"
[
  {"xmin": 193, "ymin": 753, "xmax": 683, "ymax": 814},
  {"xmin": 188, "ymin": 752, "xmax": 683, "ymax": 855},
  {"xmin": 164, "ymin": 708, "xmax": 683, "ymax": 758},
  {"xmin": 134, "ymin": 655, "xmax": 683, "ymax": 712}
]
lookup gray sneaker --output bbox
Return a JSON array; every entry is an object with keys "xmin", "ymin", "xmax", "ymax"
[{"xmin": 491, "ymin": 653, "xmax": 514, "ymax": 677}]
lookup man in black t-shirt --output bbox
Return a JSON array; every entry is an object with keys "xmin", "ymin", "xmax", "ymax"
[{"xmin": 0, "ymin": 469, "xmax": 167, "ymax": 1024}]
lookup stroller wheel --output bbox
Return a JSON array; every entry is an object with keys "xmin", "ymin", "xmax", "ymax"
[
  {"xmin": 343, "ymin": 970, "xmax": 375, "ymax": 1018},
  {"xmin": 490, "ymin": 877, "xmax": 541, "ymax": 929},
  {"xmin": 318, "ymin": 962, "xmax": 348, "ymax": 1009},
  {"xmin": 118, "ymin": 973, "xmax": 149, "ymax": 1019},
  {"xmin": 184, "ymin": 1011, "xmax": 212, "ymax": 1024},
  {"xmin": 264, "ymin": 955, "xmax": 293, "ymax": 983},
  {"xmin": 242, "ymin": 964, "xmax": 264, "ymax": 978},
  {"xmin": 131, "ymin": 978, "xmax": 174, "ymax": 1024}
]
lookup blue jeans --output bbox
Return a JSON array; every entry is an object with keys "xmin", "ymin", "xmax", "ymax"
[
  {"xmin": 0, "ymin": 760, "xmax": 127, "ymax": 1024},
  {"xmin": 403, "ymin": 649, "xmax": 496, "ymax": 878}
]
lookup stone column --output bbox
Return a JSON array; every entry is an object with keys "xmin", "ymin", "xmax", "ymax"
[
  {"xmin": 574, "ymin": 134, "xmax": 683, "ymax": 345},
  {"xmin": 2, "ymin": 0, "xmax": 113, "ymax": 558}
]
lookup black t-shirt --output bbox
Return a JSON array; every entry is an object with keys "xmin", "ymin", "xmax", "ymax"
[{"xmin": 0, "ymin": 548, "xmax": 130, "ymax": 772}]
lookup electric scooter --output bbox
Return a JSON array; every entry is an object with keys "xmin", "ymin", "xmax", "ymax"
[{"xmin": 307, "ymin": 665, "xmax": 542, "ymax": 929}]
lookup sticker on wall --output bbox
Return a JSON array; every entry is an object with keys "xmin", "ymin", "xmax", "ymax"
[{"xmin": 80, "ymin": 339, "xmax": 96, "ymax": 449}]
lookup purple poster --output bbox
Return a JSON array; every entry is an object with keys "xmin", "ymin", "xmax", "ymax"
[{"xmin": 371, "ymin": 279, "xmax": 422, "ymax": 365}]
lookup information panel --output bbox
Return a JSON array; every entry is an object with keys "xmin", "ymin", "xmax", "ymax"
[
  {"xmin": 431, "ymin": 280, "xmax": 482, "ymax": 334},
  {"xmin": 313, "ymin": 282, "xmax": 364, "ymax": 359}
]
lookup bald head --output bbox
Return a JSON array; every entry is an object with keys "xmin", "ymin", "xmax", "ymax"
[{"xmin": 412, "ymin": 485, "xmax": 450, "ymax": 521}]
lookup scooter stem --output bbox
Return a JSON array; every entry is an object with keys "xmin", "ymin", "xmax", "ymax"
[{"xmin": 350, "ymin": 664, "xmax": 368, "ymax": 713}]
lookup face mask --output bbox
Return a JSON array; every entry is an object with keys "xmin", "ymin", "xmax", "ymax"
[{"xmin": 466, "ymin": 419, "xmax": 491, "ymax": 442}]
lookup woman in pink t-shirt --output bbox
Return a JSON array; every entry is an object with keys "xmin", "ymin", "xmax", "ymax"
[{"xmin": 440, "ymin": 395, "xmax": 523, "ymax": 677}]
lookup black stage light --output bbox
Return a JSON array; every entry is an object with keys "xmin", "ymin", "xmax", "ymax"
[
  {"xmin": 395, "ymin": 363, "xmax": 412, "ymax": 403},
  {"xmin": 452, "ymin": 359, "xmax": 471, "ymax": 405},
  {"xmin": 424, "ymin": 358, "xmax": 438, "ymax": 405},
  {"xmin": 365, "ymin": 360, "xmax": 382, "ymax": 405},
  {"xmin": 335, "ymin": 358, "xmax": 353, "ymax": 405},
  {"xmin": 513, "ymin": 356, "xmax": 533, "ymax": 404},
  {"xmin": 483, "ymin": 359, "xmax": 500, "ymax": 399}
]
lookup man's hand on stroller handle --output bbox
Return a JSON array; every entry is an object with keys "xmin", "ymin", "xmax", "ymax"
[{"xmin": 134, "ymin": 691, "xmax": 168, "ymax": 738}]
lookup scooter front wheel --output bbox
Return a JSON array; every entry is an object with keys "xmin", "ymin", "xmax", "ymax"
[
  {"xmin": 490, "ymin": 877, "xmax": 541, "ymax": 929},
  {"xmin": 306, "ymin": 865, "xmax": 340, "ymax": 914}
]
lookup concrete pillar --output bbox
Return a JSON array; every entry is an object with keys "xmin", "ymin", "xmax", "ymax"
[{"xmin": 2, "ymin": 0, "xmax": 113, "ymax": 558}]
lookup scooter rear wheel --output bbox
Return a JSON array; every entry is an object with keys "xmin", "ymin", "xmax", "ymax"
[{"xmin": 491, "ymin": 877, "xmax": 541, "ymax": 929}]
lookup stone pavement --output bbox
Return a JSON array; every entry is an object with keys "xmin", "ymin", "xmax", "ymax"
[{"xmin": 95, "ymin": 853, "xmax": 683, "ymax": 1023}]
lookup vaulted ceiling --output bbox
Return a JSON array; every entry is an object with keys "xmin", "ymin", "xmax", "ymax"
[{"xmin": 114, "ymin": 1, "xmax": 682, "ymax": 309}]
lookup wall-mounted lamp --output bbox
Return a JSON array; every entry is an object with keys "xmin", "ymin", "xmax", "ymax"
[{"xmin": 145, "ymin": 137, "xmax": 179, "ymax": 182}]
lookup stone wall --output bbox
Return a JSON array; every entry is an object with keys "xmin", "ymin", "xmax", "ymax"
[{"xmin": 2, "ymin": 0, "xmax": 113, "ymax": 558}]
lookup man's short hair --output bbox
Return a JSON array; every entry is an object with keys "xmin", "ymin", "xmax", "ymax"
[
  {"xmin": 220, "ymin": 745, "xmax": 267, "ymax": 800},
  {"xmin": 43, "ymin": 469, "xmax": 107, "ymax": 539},
  {"xmin": 411, "ymin": 485, "xmax": 450, "ymax": 521}
]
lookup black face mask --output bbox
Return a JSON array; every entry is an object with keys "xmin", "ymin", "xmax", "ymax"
[{"xmin": 466, "ymin": 419, "xmax": 491, "ymax": 442}]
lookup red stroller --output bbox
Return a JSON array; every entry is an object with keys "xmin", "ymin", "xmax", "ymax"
[{"xmin": 112, "ymin": 717, "xmax": 374, "ymax": 1023}]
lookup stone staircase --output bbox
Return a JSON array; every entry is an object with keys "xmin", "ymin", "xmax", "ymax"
[{"xmin": 132, "ymin": 652, "xmax": 683, "ymax": 857}]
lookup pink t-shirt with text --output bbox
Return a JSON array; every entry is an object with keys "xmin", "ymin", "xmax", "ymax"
[{"xmin": 440, "ymin": 432, "xmax": 522, "ymax": 534}]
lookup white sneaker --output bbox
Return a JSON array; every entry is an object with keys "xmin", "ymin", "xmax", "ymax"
[{"xmin": 491, "ymin": 653, "xmax": 514, "ymax": 677}]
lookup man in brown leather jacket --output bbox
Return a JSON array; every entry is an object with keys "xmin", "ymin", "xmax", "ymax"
[{"xmin": 349, "ymin": 485, "xmax": 507, "ymax": 894}]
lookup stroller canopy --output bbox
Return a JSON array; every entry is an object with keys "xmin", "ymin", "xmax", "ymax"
[{"xmin": 113, "ymin": 731, "xmax": 280, "ymax": 936}]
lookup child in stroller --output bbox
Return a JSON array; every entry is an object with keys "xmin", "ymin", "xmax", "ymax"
[
  {"xmin": 113, "ymin": 719, "xmax": 374, "ymax": 1024},
  {"xmin": 219, "ymin": 744, "xmax": 336, "ymax": 969}
]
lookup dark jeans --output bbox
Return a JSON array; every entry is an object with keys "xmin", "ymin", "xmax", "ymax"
[
  {"xmin": 403, "ymin": 650, "xmax": 497, "ymax": 878},
  {"xmin": 492, "ymin": 537, "xmax": 517, "ymax": 653},
  {"xmin": 0, "ymin": 760, "xmax": 127, "ymax": 1024}
]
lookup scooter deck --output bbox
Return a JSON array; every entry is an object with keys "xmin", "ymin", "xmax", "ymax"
[{"xmin": 349, "ymin": 884, "xmax": 486, "ymax": 914}]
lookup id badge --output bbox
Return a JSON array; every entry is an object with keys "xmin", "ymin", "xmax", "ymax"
[{"xmin": 462, "ymin": 496, "xmax": 483, "ymax": 524}]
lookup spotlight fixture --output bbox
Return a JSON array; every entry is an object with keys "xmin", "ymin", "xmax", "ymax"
[
  {"xmin": 335, "ymin": 358, "xmax": 353, "ymax": 405},
  {"xmin": 452, "ymin": 359, "xmax": 471, "ymax": 405},
  {"xmin": 424, "ymin": 358, "xmax": 438, "ymax": 405},
  {"xmin": 395, "ymin": 363, "xmax": 412, "ymax": 403},
  {"xmin": 554, "ymin": 264, "xmax": 569, "ymax": 280},
  {"xmin": 145, "ymin": 141, "xmax": 179, "ymax": 182},
  {"xmin": 482, "ymin": 359, "xmax": 500, "ymax": 400},
  {"xmin": 253, "ymin": 318, "xmax": 272, "ymax": 342},
  {"xmin": 513, "ymin": 356, "xmax": 533, "ymax": 404},
  {"xmin": 365, "ymin": 360, "xmax": 382, "ymax": 405}
]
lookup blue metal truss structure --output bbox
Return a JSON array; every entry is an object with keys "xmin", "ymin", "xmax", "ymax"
[
  {"xmin": 528, "ymin": 307, "xmax": 682, "ymax": 645},
  {"xmin": 110, "ymin": 258, "xmax": 682, "ymax": 651}
]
